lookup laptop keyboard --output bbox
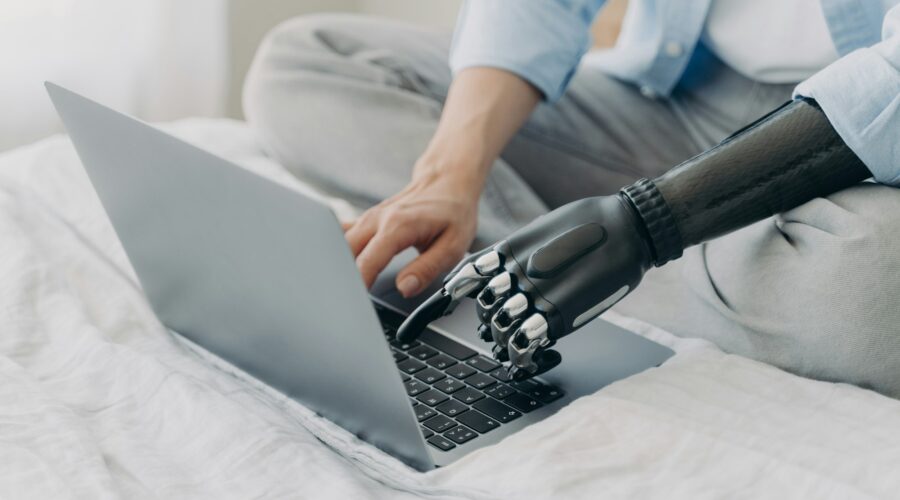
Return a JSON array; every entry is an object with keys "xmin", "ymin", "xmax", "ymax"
[{"xmin": 376, "ymin": 303, "xmax": 564, "ymax": 452}]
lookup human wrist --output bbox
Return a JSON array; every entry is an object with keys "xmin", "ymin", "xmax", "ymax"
[{"xmin": 414, "ymin": 136, "xmax": 492, "ymax": 189}]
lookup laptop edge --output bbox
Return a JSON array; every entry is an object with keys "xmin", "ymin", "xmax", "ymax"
[{"xmin": 46, "ymin": 82, "xmax": 434, "ymax": 470}]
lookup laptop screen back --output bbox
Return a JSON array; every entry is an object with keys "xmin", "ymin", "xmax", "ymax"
[{"xmin": 46, "ymin": 83, "xmax": 432, "ymax": 470}]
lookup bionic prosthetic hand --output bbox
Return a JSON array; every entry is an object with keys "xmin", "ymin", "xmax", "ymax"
[{"xmin": 396, "ymin": 98, "xmax": 871, "ymax": 381}]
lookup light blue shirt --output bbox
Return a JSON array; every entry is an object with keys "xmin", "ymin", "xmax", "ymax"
[{"xmin": 451, "ymin": 0, "xmax": 900, "ymax": 185}]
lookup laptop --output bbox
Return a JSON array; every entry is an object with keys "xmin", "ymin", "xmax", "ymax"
[{"xmin": 46, "ymin": 82, "xmax": 674, "ymax": 471}]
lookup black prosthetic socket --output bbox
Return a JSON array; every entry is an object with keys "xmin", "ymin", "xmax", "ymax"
[{"xmin": 622, "ymin": 98, "xmax": 871, "ymax": 265}]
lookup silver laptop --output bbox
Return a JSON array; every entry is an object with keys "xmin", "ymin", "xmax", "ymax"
[{"xmin": 46, "ymin": 82, "xmax": 673, "ymax": 471}]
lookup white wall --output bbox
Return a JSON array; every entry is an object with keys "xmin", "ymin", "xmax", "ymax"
[
  {"xmin": 0, "ymin": 0, "xmax": 230, "ymax": 151},
  {"xmin": 0, "ymin": 0, "xmax": 461, "ymax": 151},
  {"xmin": 358, "ymin": 0, "xmax": 461, "ymax": 29}
]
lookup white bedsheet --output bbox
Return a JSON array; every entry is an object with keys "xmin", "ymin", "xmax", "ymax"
[{"xmin": 1, "ymin": 119, "xmax": 899, "ymax": 499}]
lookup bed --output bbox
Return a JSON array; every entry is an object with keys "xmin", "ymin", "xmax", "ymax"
[{"xmin": 1, "ymin": 119, "xmax": 898, "ymax": 499}]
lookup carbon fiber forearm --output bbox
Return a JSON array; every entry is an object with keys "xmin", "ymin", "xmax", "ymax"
[{"xmin": 624, "ymin": 98, "xmax": 871, "ymax": 265}]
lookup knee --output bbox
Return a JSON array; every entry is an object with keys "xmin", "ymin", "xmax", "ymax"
[
  {"xmin": 251, "ymin": 12, "xmax": 360, "ymax": 63},
  {"xmin": 242, "ymin": 13, "xmax": 363, "ymax": 123}
]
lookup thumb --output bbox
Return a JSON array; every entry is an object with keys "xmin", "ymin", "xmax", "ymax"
[{"xmin": 396, "ymin": 232, "xmax": 467, "ymax": 298}]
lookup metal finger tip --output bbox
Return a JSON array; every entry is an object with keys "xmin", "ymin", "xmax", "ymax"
[
  {"xmin": 477, "ymin": 272, "xmax": 512, "ymax": 309},
  {"xmin": 474, "ymin": 250, "xmax": 502, "ymax": 274}
]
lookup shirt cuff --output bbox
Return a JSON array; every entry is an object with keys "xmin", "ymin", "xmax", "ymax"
[
  {"xmin": 794, "ymin": 48, "xmax": 900, "ymax": 185},
  {"xmin": 450, "ymin": 0, "xmax": 595, "ymax": 102}
]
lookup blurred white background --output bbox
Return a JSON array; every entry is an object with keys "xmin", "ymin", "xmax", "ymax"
[{"xmin": 0, "ymin": 0, "xmax": 462, "ymax": 152}]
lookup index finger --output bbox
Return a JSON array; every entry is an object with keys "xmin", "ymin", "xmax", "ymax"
[{"xmin": 355, "ymin": 227, "xmax": 416, "ymax": 288}]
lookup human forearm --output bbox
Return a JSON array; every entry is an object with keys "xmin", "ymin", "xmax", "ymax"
[
  {"xmin": 345, "ymin": 68, "xmax": 540, "ymax": 296},
  {"xmin": 416, "ymin": 67, "xmax": 541, "ymax": 186}
]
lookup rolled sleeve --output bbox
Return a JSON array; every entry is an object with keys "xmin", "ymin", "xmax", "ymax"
[
  {"xmin": 795, "ymin": 6, "xmax": 900, "ymax": 185},
  {"xmin": 450, "ymin": 0, "xmax": 605, "ymax": 102}
]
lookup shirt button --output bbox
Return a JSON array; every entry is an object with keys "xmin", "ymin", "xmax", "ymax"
[
  {"xmin": 664, "ymin": 41, "xmax": 683, "ymax": 58},
  {"xmin": 640, "ymin": 86, "xmax": 658, "ymax": 99}
]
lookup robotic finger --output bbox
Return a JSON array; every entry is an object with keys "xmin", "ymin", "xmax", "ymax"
[
  {"xmin": 490, "ymin": 292, "xmax": 529, "ymax": 347},
  {"xmin": 396, "ymin": 250, "xmax": 504, "ymax": 342},
  {"xmin": 506, "ymin": 313, "xmax": 561, "ymax": 381}
]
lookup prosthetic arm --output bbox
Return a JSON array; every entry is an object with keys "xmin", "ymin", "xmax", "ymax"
[{"xmin": 396, "ymin": 98, "xmax": 871, "ymax": 380}]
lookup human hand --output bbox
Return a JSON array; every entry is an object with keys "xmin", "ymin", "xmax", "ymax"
[
  {"xmin": 345, "ymin": 66, "xmax": 542, "ymax": 297},
  {"xmin": 344, "ymin": 164, "xmax": 482, "ymax": 297}
]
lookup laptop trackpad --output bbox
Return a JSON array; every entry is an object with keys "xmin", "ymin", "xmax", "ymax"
[{"xmin": 371, "ymin": 251, "xmax": 674, "ymax": 399}]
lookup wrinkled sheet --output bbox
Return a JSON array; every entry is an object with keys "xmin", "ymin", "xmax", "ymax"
[{"xmin": 1, "ymin": 119, "xmax": 899, "ymax": 499}]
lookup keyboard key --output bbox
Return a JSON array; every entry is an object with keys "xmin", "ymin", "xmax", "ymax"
[
  {"xmin": 503, "ymin": 392, "xmax": 542, "ymax": 413},
  {"xmin": 456, "ymin": 410, "xmax": 499, "ymax": 434},
  {"xmin": 404, "ymin": 379, "xmax": 428, "ymax": 397},
  {"xmin": 473, "ymin": 398, "xmax": 521, "ymax": 423},
  {"xmin": 453, "ymin": 387, "xmax": 485, "ymax": 405},
  {"xmin": 423, "ymin": 414, "xmax": 457, "ymax": 433},
  {"xmin": 434, "ymin": 378, "xmax": 466, "ymax": 394},
  {"xmin": 397, "ymin": 359, "xmax": 426, "ymax": 375},
  {"xmin": 538, "ymin": 389, "xmax": 564, "ymax": 404},
  {"xmin": 510, "ymin": 379, "xmax": 539, "ymax": 392},
  {"xmin": 466, "ymin": 373, "xmax": 497, "ymax": 390},
  {"xmin": 376, "ymin": 304, "xmax": 404, "ymax": 328},
  {"xmin": 527, "ymin": 384, "xmax": 565, "ymax": 404},
  {"xmin": 489, "ymin": 367, "xmax": 512, "ymax": 382},
  {"xmin": 467, "ymin": 356, "xmax": 501, "ymax": 372},
  {"xmin": 421, "ymin": 427, "xmax": 434, "ymax": 439},
  {"xmin": 426, "ymin": 354, "xmax": 457, "ymax": 370},
  {"xmin": 436, "ymin": 399, "xmax": 469, "ymax": 417},
  {"xmin": 414, "ymin": 405, "xmax": 436, "ymax": 422},
  {"xmin": 414, "ymin": 368, "xmax": 446, "ymax": 384},
  {"xmin": 402, "ymin": 374, "xmax": 410, "ymax": 382},
  {"xmin": 419, "ymin": 330, "xmax": 477, "ymax": 360},
  {"xmin": 427, "ymin": 435, "xmax": 455, "ymax": 451},
  {"xmin": 408, "ymin": 345, "xmax": 439, "ymax": 360},
  {"xmin": 390, "ymin": 339, "xmax": 420, "ymax": 351},
  {"xmin": 416, "ymin": 389, "xmax": 449, "ymax": 407},
  {"xmin": 484, "ymin": 384, "xmax": 515, "ymax": 400},
  {"xmin": 410, "ymin": 399, "xmax": 418, "ymax": 406},
  {"xmin": 391, "ymin": 349, "xmax": 408, "ymax": 363},
  {"xmin": 444, "ymin": 426, "xmax": 477, "ymax": 445},
  {"xmin": 446, "ymin": 364, "xmax": 477, "ymax": 380}
]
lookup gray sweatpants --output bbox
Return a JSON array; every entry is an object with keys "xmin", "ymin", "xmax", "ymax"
[{"xmin": 244, "ymin": 14, "xmax": 900, "ymax": 397}]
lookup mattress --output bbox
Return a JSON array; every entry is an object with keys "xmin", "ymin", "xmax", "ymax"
[{"xmin": 1, "ymin": 119, "xmax": 898, "ymax": 499}]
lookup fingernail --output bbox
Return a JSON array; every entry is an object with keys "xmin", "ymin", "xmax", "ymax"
[{"xmin": 398, "ymin": 275, "xmax": 420, "ymax": 297}]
